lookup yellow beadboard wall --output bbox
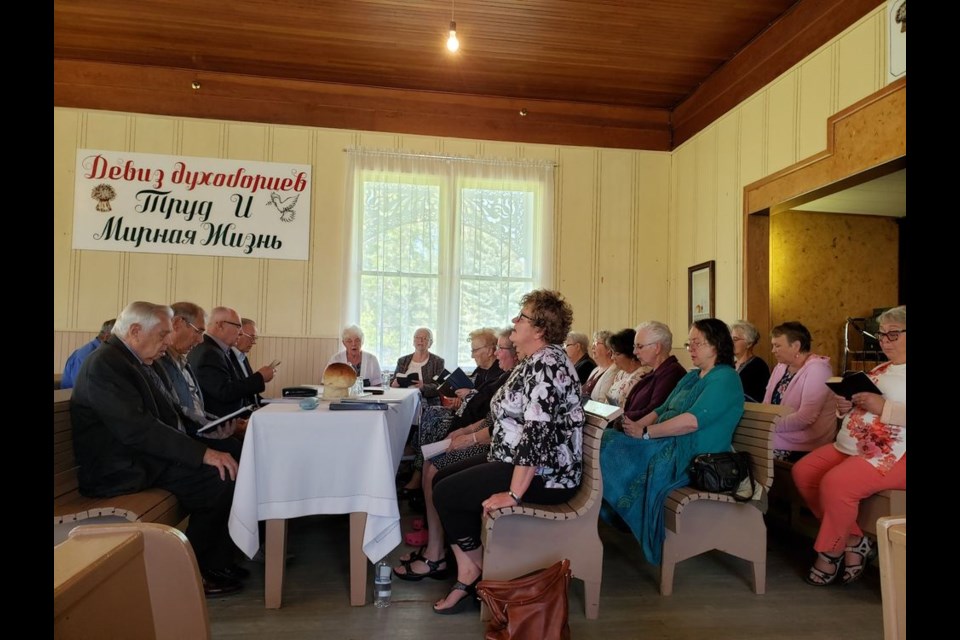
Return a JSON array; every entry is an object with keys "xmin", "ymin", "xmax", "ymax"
[
  {"xmin": 770, "ymin": 210, "xmax": 899, "ymax": 375},
  {"xmin": 53, "ymin": 4, "xmax": 890, "ymax": 377},
  {"xmin": 667, "ymin": 4, "xmax": 890, "ymax": 337}
]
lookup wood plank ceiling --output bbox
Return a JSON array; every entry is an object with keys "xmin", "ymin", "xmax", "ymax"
[{"xmin": 53, "ymin": 0, "xmax": 881, "ymax": 150}]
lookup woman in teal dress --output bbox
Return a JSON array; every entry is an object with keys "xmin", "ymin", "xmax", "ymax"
[{"xmin": 599, "ymin": 318, "xmax": 744, "ymax": 564}]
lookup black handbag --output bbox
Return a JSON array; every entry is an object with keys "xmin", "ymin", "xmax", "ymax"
[{"xmin": 688, "ymin": 451, "xmax": 755, "ymax": 502}]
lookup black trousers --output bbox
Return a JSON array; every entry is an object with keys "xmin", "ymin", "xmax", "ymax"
[
  {"xmin": 432, "ymin": 455, "xmax": 577, "ymax": 552},
  {"xmin": 155, "ymin": 464, "xmax": 236, "ymax": 571}
]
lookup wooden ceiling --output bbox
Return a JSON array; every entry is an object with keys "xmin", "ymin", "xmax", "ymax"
[{"xmin": 53, "ymin": 0, "xmax": 881, "ymax": 150}]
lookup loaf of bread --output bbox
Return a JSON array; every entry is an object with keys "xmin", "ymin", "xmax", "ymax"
[{"xmin": 322, "ymin": 362, "xmax": 358, "ymax": 399}]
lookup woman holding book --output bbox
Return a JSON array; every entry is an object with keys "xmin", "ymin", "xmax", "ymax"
[
  {"xmin": 429, "ymin": 290, "xmax": 584, "ymax": 614},
  {"xmin": 793, "ymin": 306, "xmax": 906, "ymax": 587},
  {"xmin": 393, "ymin": 328, "xmax": 520, "ymax": 582},
  {"xmin": 761, "ymin": 321, "xmax": 837, "ymax": 463},
  {"xmin": 391, "ymin": 327, "xmax": 446, "ymax": 401}
]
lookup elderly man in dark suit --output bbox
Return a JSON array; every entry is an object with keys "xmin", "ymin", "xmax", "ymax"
[
  {"xmin": 188, "ymin": 306, "xmax": 275, "ymax": 419},
  {"xmin": 71, "ymin": 301, "xmax": 245, "ymax": 596},
  {"xmin": 157, "ymin": 301, "xmax": 242, "ymax": 459}
]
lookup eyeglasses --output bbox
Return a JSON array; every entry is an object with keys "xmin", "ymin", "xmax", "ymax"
[
  {"xmin": 633, "ymin": 342, "xmax": 658, "ymax": 350},
  {"xmin": 186, "ymin": 321, "xmax": 204, "ymax": 336},
  {"xmin": 513, "ymin": 311, "xmax": 534, "ymax": 324},
  {"xmin": 877, "ymin": 329, "xmax": 905, "ymax": 342},
  {"xmin": 221, "ymin": 320, "xmax": 242, "ymax": 329},
  {"xmin": 240, "ymin": 330, "xmax": 258, "ymax": 342},
  {"xmin": 564, "ymin": 343, "xmax": 577, "ymax": 348},
  {"xmin": 495, "ymin": 345, "xmax": 516, "ymax": 353},
  {"xmin": 684, "ymin": 340, "xmax": 709, "ymax": 350},
  {"xmin": 731, "ymin": 336, "xmax": 745, "ymax": 342}
]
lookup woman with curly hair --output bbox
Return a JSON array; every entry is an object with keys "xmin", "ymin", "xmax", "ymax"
[{"xmin": 429, "ymin": 290, "xmax": 584, "ymax": 614}]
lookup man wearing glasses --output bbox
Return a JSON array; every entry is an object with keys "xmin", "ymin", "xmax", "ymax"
[
  {"xmin": 188, "ymin": 306, "xmax": 275, "ymax": 419},
  {"xmin": 232, "ymin": 318, "xmax": 264, "ymax": 407}
]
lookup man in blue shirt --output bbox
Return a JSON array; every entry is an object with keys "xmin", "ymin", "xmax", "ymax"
[{"xmin": 61, "ymin": 318, "xmax": 115, "ymax": 389}]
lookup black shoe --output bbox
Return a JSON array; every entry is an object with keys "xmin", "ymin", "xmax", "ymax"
[
  {"xmin": 201, "ymin": 570, "xmax": 243, "ymax": 597},
  {"xmin": 208, "ymin": 564, "xmax": 251, "ymax": 581}
]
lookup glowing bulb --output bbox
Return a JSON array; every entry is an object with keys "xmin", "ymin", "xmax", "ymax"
[{"xmin": 447, "ymin": 20, "xmax": 459, "ymax": 52}]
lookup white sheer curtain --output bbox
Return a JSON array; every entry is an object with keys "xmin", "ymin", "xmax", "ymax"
[{"xmin": 343, "ymin": 149, "xmax": 555, "ymax": 370}]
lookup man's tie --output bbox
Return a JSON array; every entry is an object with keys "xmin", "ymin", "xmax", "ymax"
[{"xmin": 141, "ymin": 363, "xmax": 187, "ymax": 433}]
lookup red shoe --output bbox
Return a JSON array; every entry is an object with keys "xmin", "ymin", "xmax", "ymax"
[{"xmin": 404, "ymin": 528, "xmax": 429, "ymax": 546}]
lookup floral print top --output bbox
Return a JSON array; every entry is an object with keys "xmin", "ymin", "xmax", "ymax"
[
  {"xmin": 488, "ymin": 343, "xmax": 584, "ymax": 489},
  {"xmin": 834, "ymin": 362, "xmax": 906, "ymax": 473}
]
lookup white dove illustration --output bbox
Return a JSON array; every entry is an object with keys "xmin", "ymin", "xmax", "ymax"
[{"xmin": 267, "ymin": 191, "xmax": 300, "ymax": 222}]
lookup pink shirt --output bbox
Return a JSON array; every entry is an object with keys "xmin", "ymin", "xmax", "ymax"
[{"xmin": 762, "ymin": 355, "xmax": 837, "ymax": 452}]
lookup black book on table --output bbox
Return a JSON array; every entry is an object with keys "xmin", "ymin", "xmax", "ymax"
[{"xmin": 825, "ymin": 371, "xmax": 881, "ymax": 400}]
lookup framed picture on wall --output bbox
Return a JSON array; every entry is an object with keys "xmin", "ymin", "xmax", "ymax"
[{"xmin": 688, "ymin": 261, "xmax": 715, "ymax": 326}]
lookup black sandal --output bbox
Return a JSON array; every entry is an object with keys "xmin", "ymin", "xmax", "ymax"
[
  {"xmin": 841, "ymin": 536, "xmax": 875, "ymax": 584},
  {"xmin": 394, "ymin": 555, "xmax": 449, "ymax": 582},
  {"xmin": 432, "ymin": 576, "xmax": 481, "ymax": 614},
  {"xmin": 398, "ymin": 545, "xmax": 426, "ymax": 566},
  {"xmin": 804, "ymin": 551, "xmax": 843, "ymax": 586}
]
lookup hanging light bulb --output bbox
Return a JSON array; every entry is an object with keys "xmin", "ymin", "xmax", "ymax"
[{"xmin": 447, "ymin": 20, "xmax": 459, "ymax": 52}]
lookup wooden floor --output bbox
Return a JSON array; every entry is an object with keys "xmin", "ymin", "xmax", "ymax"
[{"xmin": 207, "ymin": 508, "xmax": 884, "ymax": 639}]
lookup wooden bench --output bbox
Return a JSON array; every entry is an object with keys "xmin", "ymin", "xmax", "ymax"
[
  {"xmin": 480, "ymin": 406, "xmax": 611, "ymax": 620},
  {"xmin": 771, "ymin": 458, "xmax": 906, "ymax": 539},
  {"xmin": 54, "ymin": 390, "xmax": 186, "ymax": 536},
  {"xmin": 660, "ymin": 402, "xmax": 789, "ymax": 595}
]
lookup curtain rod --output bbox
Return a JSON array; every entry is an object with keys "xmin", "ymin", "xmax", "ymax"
[{"xmin": 344, "ymin": 147, "xmax": 557, "ymax": 168}]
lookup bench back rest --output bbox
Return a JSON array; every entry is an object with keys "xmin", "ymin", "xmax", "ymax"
[
  {"xmin": 735, "ymin": 402, "xmax": 790, "ymax": 490},
  {"xmin": 565, "ymin": 412, "xmax": 608, "ymax": 515},
  {"xmin": 54, "ymin": 389, "xmax": 78, "ymax": 500}
]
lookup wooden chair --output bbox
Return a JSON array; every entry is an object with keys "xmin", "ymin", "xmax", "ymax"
[
  {"xmin": 54, "ymin": 522, "xmax": 211, "ymax": 640},
  {"xmin": 479, "ymin": 408, "xmax": 610, "ymax": 620},
  {"xmin": 660, "ymin": 402, "xmax": 789, "ymax": 595},
  {"xmin": 876, "ymin": 516, "xmax": 906, "ymax": 640}
]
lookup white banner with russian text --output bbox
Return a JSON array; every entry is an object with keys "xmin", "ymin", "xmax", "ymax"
[{"xmin": 72, "ymin": 149, "xmax": 311, "ymax": 260}]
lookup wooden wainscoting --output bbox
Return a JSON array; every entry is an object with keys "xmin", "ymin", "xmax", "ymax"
[{"xmin": 54, "ymin": 332, "xmax": 98, "ymax": 375}]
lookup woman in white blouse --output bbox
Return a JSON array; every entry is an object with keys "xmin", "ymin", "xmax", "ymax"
[
  {"xmin": 792, "ymin": 306, "xmax": 906, "ymax": 587},
  {"xmin": 326, "ymin": 324, "xmax": 383, "ymax": 385},
  {"xmin": 604, "ymin": 328, "xmax": 650, "ymax": 407}
]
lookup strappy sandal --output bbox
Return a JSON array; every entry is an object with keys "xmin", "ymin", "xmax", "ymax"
[
  {"xmin": 394, "ymin": 555, "xmax": 449, "ymax": 582},
  {"xmin": 398, "ymin": 545, "xmax": 426, "ymax": 566},
  {"xmin": 841, "ymin": 536, "xmax": 875, "ymax": 585},
  {"xmin": 804, "ymin": 551, "xmax": 843, "ymax": 586},
  {"xmin": 432, "ymin": 576, "xmax": 481, "ymax": 614}
]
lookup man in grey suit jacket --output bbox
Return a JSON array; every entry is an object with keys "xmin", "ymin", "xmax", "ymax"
[{"xmin": 71, "ymin": 301, "xmax": 245, "ymax": 596}]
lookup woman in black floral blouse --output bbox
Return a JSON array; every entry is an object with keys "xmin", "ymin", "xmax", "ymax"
[{"xmin": 430, "ymin": 289, "xmax": 585, "ymax": 614}]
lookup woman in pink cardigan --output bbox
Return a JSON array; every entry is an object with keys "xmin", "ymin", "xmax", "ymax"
[{"xmin": 762, "ymin": 322, "xmax": 837, "ymax": 463}]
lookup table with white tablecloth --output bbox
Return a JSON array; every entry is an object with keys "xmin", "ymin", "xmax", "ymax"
[{"xmin": 228, "ymin": 388, "xmax": 420, "ymax": 607}]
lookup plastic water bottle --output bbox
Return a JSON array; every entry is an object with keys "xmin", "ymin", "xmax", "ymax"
[{"xmin": 374, "ymin": 560, "xmax": 392, "ymax": 608}]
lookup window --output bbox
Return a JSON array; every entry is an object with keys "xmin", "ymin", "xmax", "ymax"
[{"xmin": 345, "ymin": 151, "xmax": 554, "ymax": 369}]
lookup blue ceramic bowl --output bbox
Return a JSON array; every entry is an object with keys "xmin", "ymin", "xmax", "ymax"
[{"xmin": 299, "ymin": 397, "xmax": 319, "ymax": 410}]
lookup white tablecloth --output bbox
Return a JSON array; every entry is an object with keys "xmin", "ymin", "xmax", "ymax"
[{"xmin": 228, "ymin": 389, "xmax": 420, "ymax": 563}]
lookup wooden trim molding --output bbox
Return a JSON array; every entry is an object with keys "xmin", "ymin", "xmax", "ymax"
[
  {"xmin": 741, "ymin": 77, "xmax": 906, "ymax": 354},
  {"xmin": 672, "ymin": 0, "xmax": 885, "ymax": 148},
  {"xmin": 54, "ymin": 60, "xmax": 672, "ymax": 151}
]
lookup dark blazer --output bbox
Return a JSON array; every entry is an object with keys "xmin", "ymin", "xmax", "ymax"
[
  {"xmin": 738, "ymin": 356, "xmax": 771, "ymax": 403},
  {"xmin": 157, "ymin": 354, "xmax": 204, "ymax": 418},
  {"xmin": 394, "ymin": 352, "xmax": 446, "ymax": 398},
  {"xmin": 71, "ymin": 336, "xmax": 207, "ymax": 497},
  {"xmin": 234, "ymin": 349, "xmax": 264, "ymax": 406},
  {"xmin": 574, "ymin": 355, "xmax": 597, "ymax": 385},
  {"xmin": 188, "ymin": 335, "xmax": 265, "ymax": 418},
  {"xmin": 623, "ymin": 355, "xmax": 688, "ymax": 421}
]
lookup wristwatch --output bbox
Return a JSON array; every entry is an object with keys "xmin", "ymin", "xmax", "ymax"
[
  {"xmin": 507, "ymin": 490, "xmax": 523, "ymax": 505},
  {"xmin": 641, "ymin": 426, "xmax": 650, "ymax": 440}
]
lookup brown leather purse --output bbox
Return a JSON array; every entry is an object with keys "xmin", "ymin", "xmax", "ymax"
[{"xmin": 476, "ymin": 559, "xmax": 572, "ymax": 640}]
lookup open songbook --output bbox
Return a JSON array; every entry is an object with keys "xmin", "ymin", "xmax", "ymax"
[
  {"xmin": 825, "ymin": 371, "xmax": 881, "ymax": 400},
  {"xmin": 437, "ymin": 368, "xmax": 474, "ymax": 397},
  {"xmin": 583, "ymin": 400, "xmax": 623, "ymax": 422},
  {"xmin": 196, "ymin": 404, "xmax": 256, "ymax": 434},
  {"xmin": 394, "ymin": 372, "xmax": 419, "ymax": 388}
]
